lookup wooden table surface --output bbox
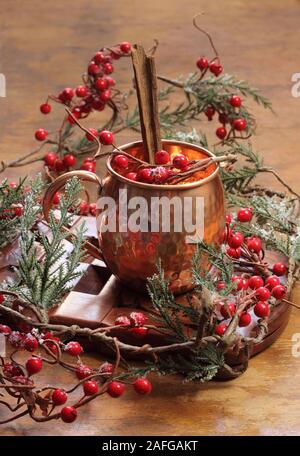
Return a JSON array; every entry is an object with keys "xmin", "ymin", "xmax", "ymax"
[{"xmin": 1, "ymin": 0, "xmax": 300, "ymax": 436}]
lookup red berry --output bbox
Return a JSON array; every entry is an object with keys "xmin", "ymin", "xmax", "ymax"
[
  {"xmin": 129, "ymin": 311, "xmax": 148, "ymax": 326},
  {"xmin": 67, "ymin": 107, "xmax": 81, "ymax": 124},
  {"xmin": 209, "ymin": 61, "xmax": 223, "ymax": 76},
  {"xmin": 229, "ymin": 96, "xmax": 242, "ymax": 108},
  {"xmin": 255, "ymin": 287, "xmax": 271, "ymax": 301},
  {"xmin": 115, "ymin": 315, "xmax": 131, "ymax": 326},
  {"xmin": 54, "ymin": 159, "xmax": 66, "ymax": 173},
  {"xmin": 226, "ymin": 247, "xmax": 241, "ymax": 258},
  {"xmin": 216, "ymin": 281, "xmax": 225, "ymax": 291},
  {"xmin": 107, "ymin": 381, "xmax": 125, "ymax": 398},
  {"xmin": 65, "ymin": 341, "xmax": 83, "ymax": 357},
  {"xmin": 79, "ymin": 200, "xmax": 90, "ymax": 215},
  {"xmin": 103, "ymin": 63, "xmax": 114, "ymax": 74},
  {"xmin": 26, "ymin": 356, "xmax": 42, "ymax": 376},
  {"xmin": 172, "ymin": 154, "xmax": 189, "ymax": 170},
  {"xmin": 52, "ymin": 389, "xmax": 68, "ymax": 405},
  {"xmin": 0, "ymin": 294, "xmax": 4, "ymax": 304},
  {"xmin": 153, "ymin": 166, "xmax": 169, "ymax": 183},
  {"xmin": 225, "ymin": 214, "xmax": 232, "ymax": 224},
  {"xmin": 76, "ymin": 364, "xmax": 92, "ymax": 380},
  {"xmin": 3, "ymin": 362, "xmax": 22, "ymax": 377},
  {"xmin": 113, "ymin": 154, "xmax": 129, "ymax": 169},
  {"xmin": 248, "ymin": 275, "xmax": 264, "ymax": 290},
  {"xmin": 247, "ymin": 237, "xmax": 262, "ymax": 253},
  {"xmin": 86, "ymin": 128, "xmax": 98, "ymax": 141},
  {"xmin": 196, "ymin": 57, "xmax": 209, "ymax": 70},
  {"xmin": 233, "ymin": 118, "xmax": 247, "ymax": 131},
  {"xmin": 220, "ymin": 302, "xmax": 236, "ymax": 319},
  {"xmin": 76, "ymin": 85, "xmax": 88, "ymax": 97},
  {"xmin": 272, "ymin": 262, "xmax": 287, "ymax": 276},
  {"xmin": 204, "ymin": 105, "xmax": 215, "ymax": 120},
  {"xmin": 125, "ymin": 172, "xmax": 137, "ymax": 181},
  {"xmin": 13, "ymin": 206, "xmax": 23, "ymax": 217},
  {"xmin": 0, "ymin": 323, "xmax": 11, "ymax": 334},
  {"xmin": 228, "ymin": 232, "xmax": 244, "ymax": 248},
  {"xmin": 60, "ymin": 87, "xmax": 74, "ymax": 102},
  {"xmin": 53, "ymin": 192, "xmax": 61, "ymax": 205},
  {"xmin": 83, "ymin": 380, "xmax": 99, "ymax": 396},
  {"xmin": 155, "ymin": 149, "xmax": 170, "ymax": 165},
  {"xmin": 219, "ymin": 113, "xmax": 229, "ymax": 124},
  {"xmin": 254, "ymin": 302, "xmax": 269, "ymax": 318},
  {"xmin": 63, "ymin": 154, "xmax": 76, "ymax": 168},
  {"xmin": 8, "ymin": 331, "xmax": 24, "ymax": 348},
  {"xmin": 8, "ymin": 181, "xmax": 18, "ymax": 189},
  {"xmin": 239, "ymin": 312, "xmax": 252, "ymax": 327},
  {"xmin": 215, "ymin": 322, "xmax": 228, "ymax": 336},
  {"xmin": 35, "ymin": 128, "xmax": 48, "ymax": 141},
  {"xmin": 61, "ymin": 406, "xmax": 77, "ymax": 423},
  {"xmin": 106, "ymin": 76, "xmax": 115, "ymax": 86},
  {"xmin": 137, "ymin": 168, "xmax": 154, "ymax": 184},
  {"xmin": 120, "ymin": 42, "xmax": 131, "ymax": 53},
  {"xmin": 99, "ymin": 362, "xmax": 113, "ymax": 374},
  {"xmin": 265, "ymin": 275, "xmax": 280, "ymax": 289},
  {"xmin": 237, "ymin": 208, "xmax": 252, "ymax": 222},
  {"xmin": 99, "ymin": 89, "xmax": 111, "ymax": 103},
  {"xmin": 91, "ymin": 97, "xmax": 105, "ymax": 111},
  {"xmin": 44, "ymin": 152, "xmax": 57, "ymax": 167},
  {"xmin": 80, "ymin": 161, "xmax": 95, "ymax": 172},
  {"xmin": 232, "ymin": 276, "xmax": 248, "ymax": 291},
  {"xmin": 89, "ymin": 203, "xmax": 97, "ymax": 216},
  {"xmin": 94, "ymin": 51, "xmax": 105, "ymax": 64},
  {"xmin": 216, "ymin": 127, "xmax": 227, "ymax": 140},
  {"xmin": 88, "ymin": 61, "xmax": 100, "ymax": 75},
  {"xmin": 272, "ymin": 285, "xmax": 286, "ymax": 300},
  {"xmin": 99, "ymin": 130, "xmax": 114, "ymax": 145},
  {"xmin": 95, "ymin": 78, "xmax": 108, "ymax": 91},
  {"xmin": 40, "ymin": 103, "xmax": 51, "ymax": 114},
  {"xmin": 131, "ymin": 327, "xmax": 148, "ymax": 338},
  {"xmin": 23, "ymin": 334, "xmax": 39, "ymax": 352},
  {"xmin": 133, "ymin": 378, "xmax": 152, "ymax": 395}
]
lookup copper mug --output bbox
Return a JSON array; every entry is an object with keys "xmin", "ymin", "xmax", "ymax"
[{"xmin": 43, "ymin": 140, "xmax": 225, "ymax": 294}]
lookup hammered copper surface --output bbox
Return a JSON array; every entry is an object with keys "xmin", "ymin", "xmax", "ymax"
[{"xmin": 43, "ymin": 140, "xmax": 225, "ymax": 294}]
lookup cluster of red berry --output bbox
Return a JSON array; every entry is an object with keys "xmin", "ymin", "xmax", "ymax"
[
  {"xmin": 214, "ymin": 207, "xmax": 287, "ymax": 335},
  {"xmin": 196, "ymin": 56, "xmax": 247, "ymax": 141},
  {"xmin": 114, "ymin": 310, "xmax": 149, "ymax": 339},
  {"xmin": 0, "ymin": 317, "xmax": 152, "ymax": 424}
]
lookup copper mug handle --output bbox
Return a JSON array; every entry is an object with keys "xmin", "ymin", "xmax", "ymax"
[{"xmin": 42, "ymin": 170, "xmax": 103, "ymax": 260}]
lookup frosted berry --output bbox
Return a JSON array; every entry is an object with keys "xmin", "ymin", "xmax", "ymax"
[
  {"xmin": 233, "ymin": 118, "xmax": 247, "ymax": 131},
  {"xmin": 61, "ymin": 406, "xmax": 77, "ymax": 423},
  {"xmin": 0, "ymin": 323, "xmax": 11, "ymax": 334},
  {"xmin": 130, "ymin": 311, "xmax": 148, "ymax": 326},
  {"xmin": 254, "ymin": 302, "xmax": 269, "ymax": 318},
  {"xmin": 255, "ymin": 287, "xmax": 271, "ymax": 301},
  {"xmin": 120, "ymin": 42, "xmax": 131, "ymax": 53},
  {"xmin": 237, "ymin": 208, "xmax": 252, "ymax": 223},
  {"xmin": 248, "ymin": 275, "xmax": 264, "ymax": 290},
  {"xmin": 52, "ymin": 389, "xmax": 68, "ymax": 406},
  {"xmin": 8, "ymin": 331, "xmax": 24, "ymax": 348},
  {"xmin": 83, "ymin": 380, "xmax": 99, "ymax": 396},
  {"xmin": 3, "ymin": 362, "xmax": 22, "ymax": 377},
  {"xmin": 229, "ymin": 96, "xmax": 241, "ymax": 108},
  {"xmin": 155, "ymin": 149, "xmax": 170, "ymax": 165},
  {"xmin": 172, "ymin": 154, "xmax": 189, "ymax": 170},
  {"xmin": 23, "ymin": 334, "xmax": 39, "ymax": 352},
  {"xmin": 228, "ymin": 232, "xmax": 244, "ymax": 248},
  {"xmin": 79, "ymin": 200, "xmax": 90, "ymax": 215},
  {"xmin": 99, "ymin": 130, "xmax": 114, "ymax": 145},
  {"xmin": 65, "ymin": 341, "xmax": 83, "ymax": 357},
  {"xmin": 137, "ymin": 168, "xmax": 154, "ymax": 184},
  {"xmin": 35, "ymin": 128, "xmax": 48, "ymax": 141},
  {"xmin": 265, "ymin": 275, "xmax": 280, "ymax": 289},
  {"xmin": 272, "ymin": 285, "xmax": 286, "ymax": 300},
  {"xmin": 76, "ymin": 364, "xmax": 92, "ymax": 380},
  {"xmin": 26, "ymin": 356, "xmax": 42, "ymax": 376},
  {"xmin": 113, "ymin": 154, "xmax": 129, "ymax": 169},
  {"xmin": 99, "ymin": 362, "xmax": 113, "ymax": 374},
  {"xmin": 63, "ymin": 154, "xmax": 76, "ymax": 168},
  {"xmin": 216, "ymin": 127, "xmax": 227, "ymax": 140},
  {"xmin": 215, "ymin": 322, "xmax": 228, "ymax": 336},
  {"xmin": 239, "ymin": 312, "xmax": 252, "ymax": 327},
  {"xmin": 131, "ymin": 327, "xmax": 148, "ymax": 338},
  {"xmin": 115, "ymin": 315, "xmax": 131, "ymax": 326},
  {"xmin": 220, "ymin": 302, "xmax": 235, "ymax": 319},
  {"xmin": 44, "ymin": 152, "xmax": 57, "ymax": 167},
  {"xmin": 107, "ymin": 381, "xmax": 125, "ymax": 398},
  {"xmin": 272, "ymin": 262, "xmax": 287, "ymax": 276},
  {"xmin": 40, "ymin": 103, "xmax": 51, "ymax": 114},
  {"xmin": 196, "ymin": 57, "xmax": 209, "ymax": 70},
  {"xmin": 133, "ymin": 378, "xmax": 152, "ymax": 395},
  {"xmin": 76, "ymin": 85, "xmax": 88, "ymax": 97}
]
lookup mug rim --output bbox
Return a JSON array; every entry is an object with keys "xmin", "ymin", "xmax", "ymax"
[{"xmin": 106, "ymin": 139, "xmax": 220, "ymax": 190}]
